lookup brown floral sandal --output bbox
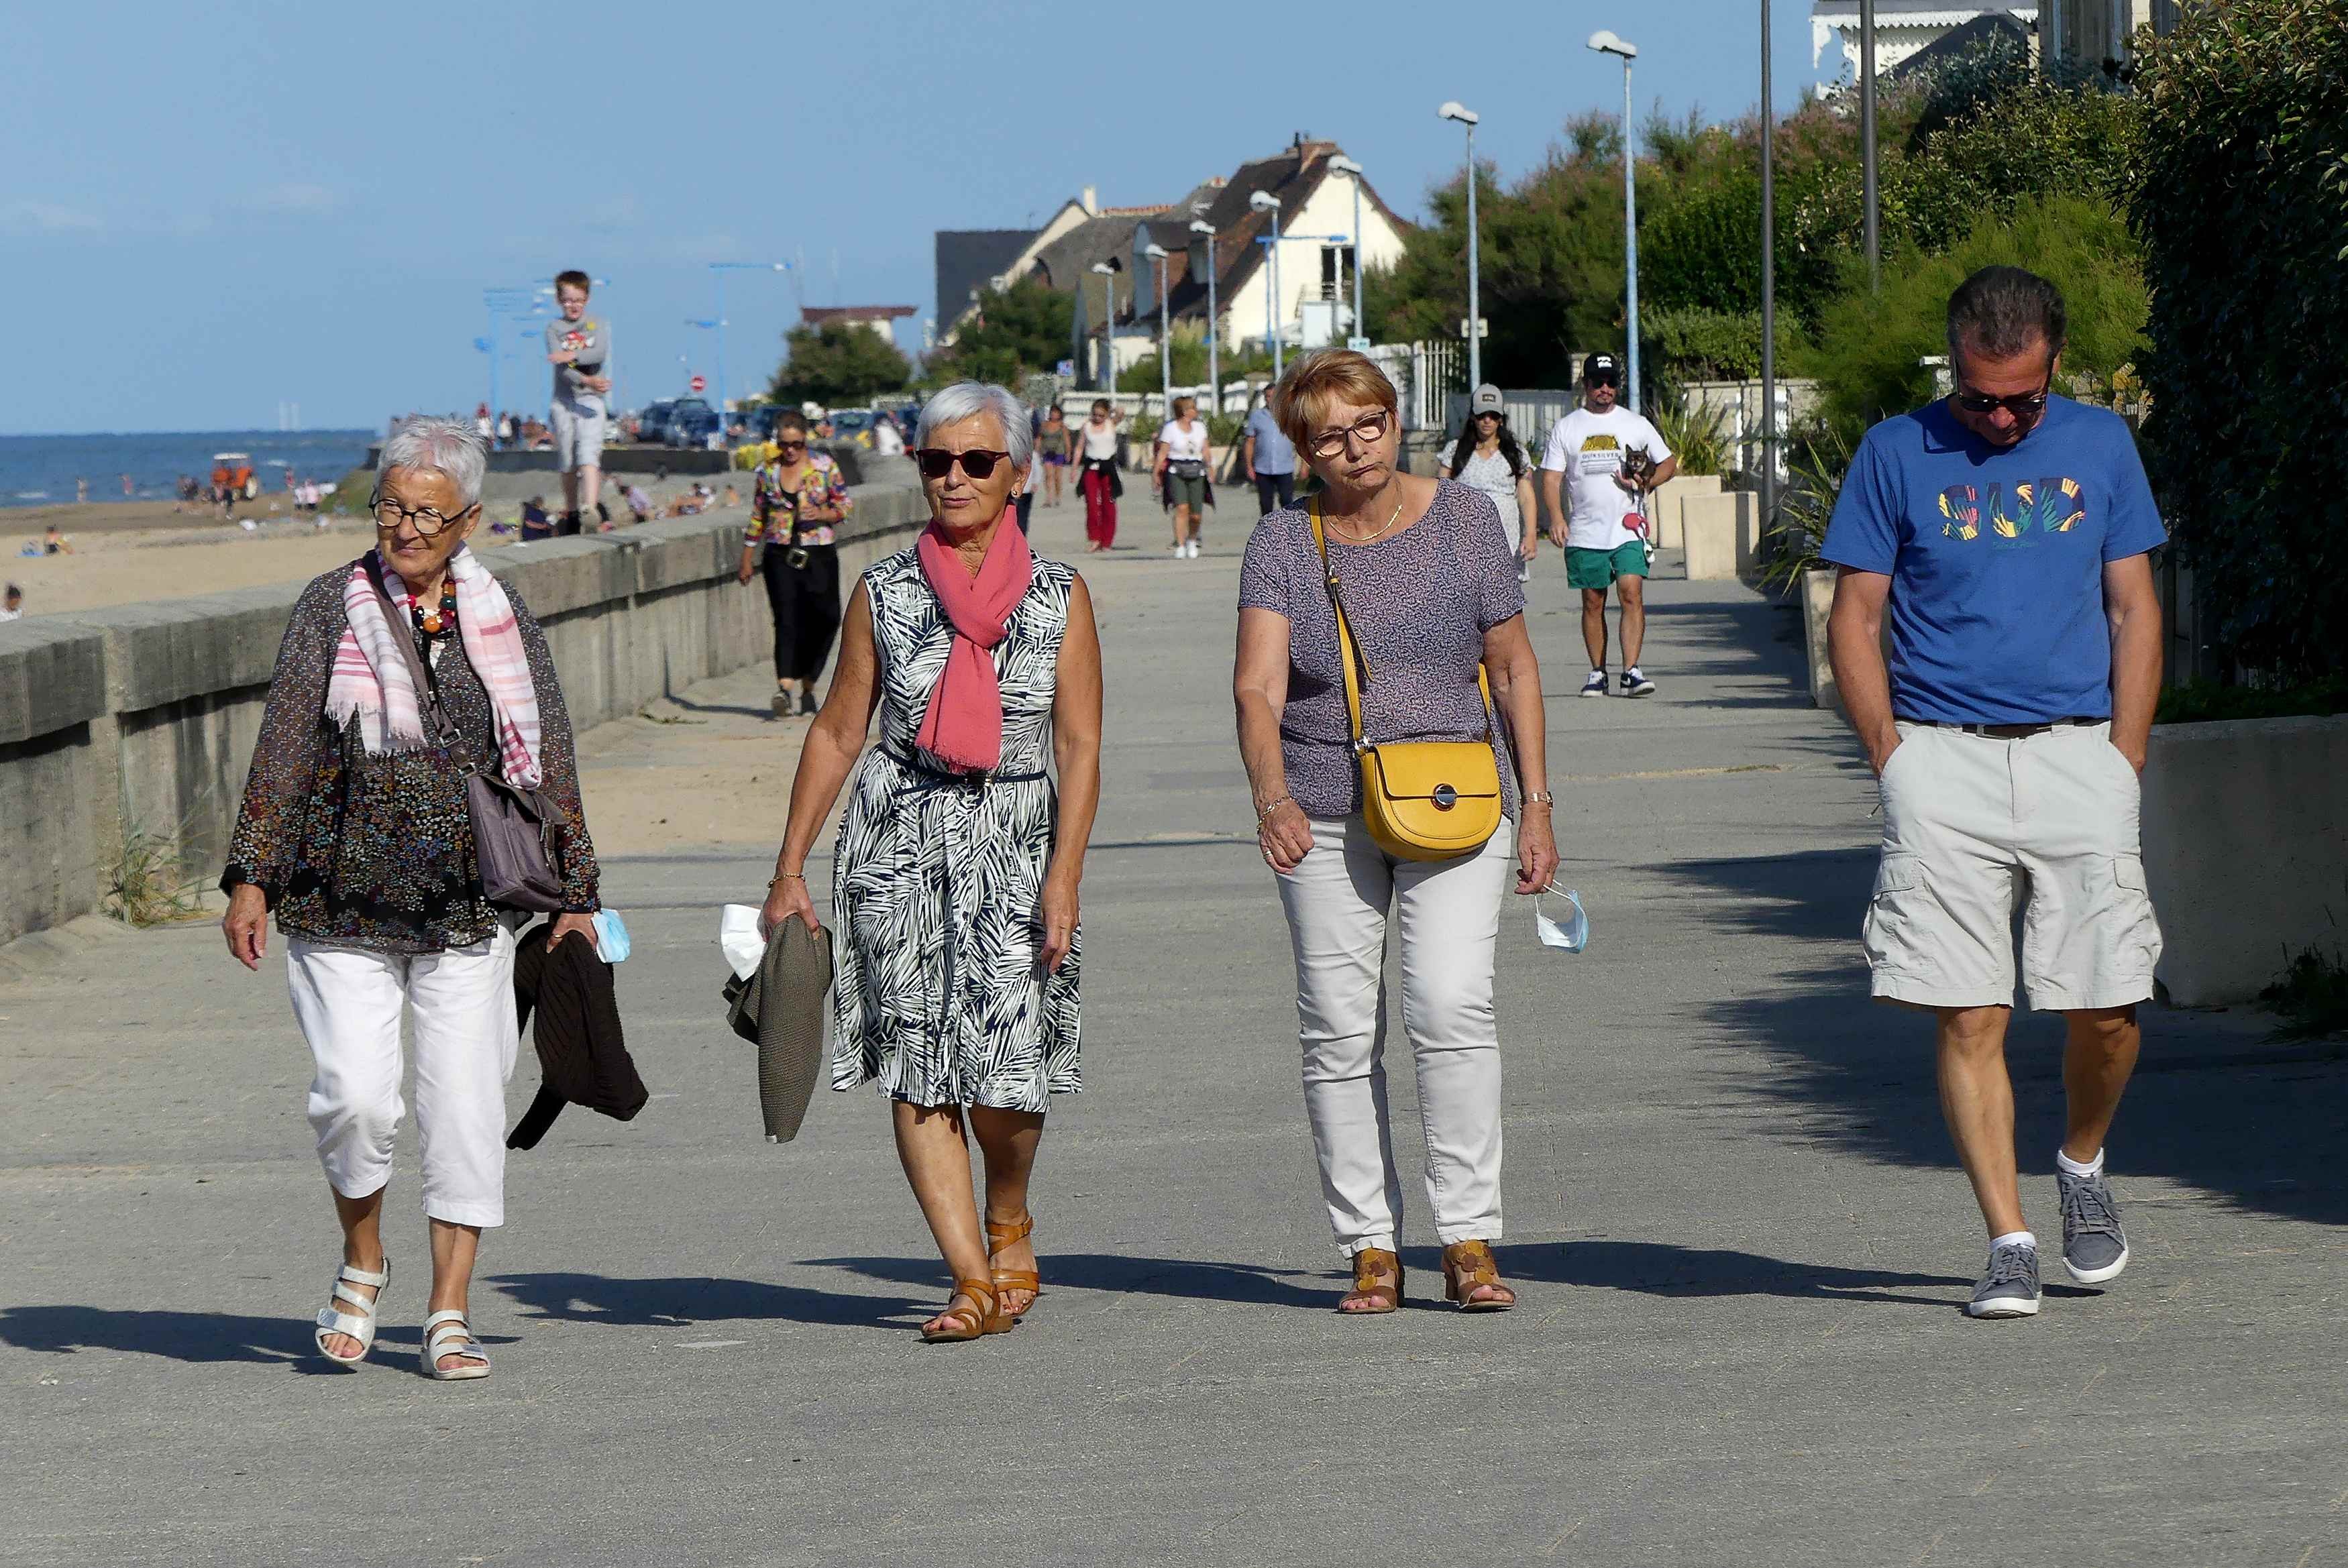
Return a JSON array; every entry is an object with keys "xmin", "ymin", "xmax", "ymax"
[
  {"xmin": 1440, "ymin": 1241, "xmax": 1517, "ymax": 1312},
  {"xmin": 986, "ymin": 1211, "xmax": 1042, "ymax": 1320},
  {"xmin": 920, "ymin": 1278, "xmax": 1014, "ymax": 1342},
  {"xmin": 1339, "ymin": 1247, "xmax": 1403, "ymax": 1314}
]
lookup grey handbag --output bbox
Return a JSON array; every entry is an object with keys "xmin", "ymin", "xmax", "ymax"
[
  {"xmin": 721, "ymin": 913, "xmax": 833, "ymax": 1143},
  {"xmin": 366, "ymin": 557, "xmax": 569, "ymax": 913}
]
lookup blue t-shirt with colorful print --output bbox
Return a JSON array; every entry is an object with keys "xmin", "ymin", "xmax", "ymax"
[{"xmin": 1820, "ymin": 395, "xmax": 2166, "ymax": 726}]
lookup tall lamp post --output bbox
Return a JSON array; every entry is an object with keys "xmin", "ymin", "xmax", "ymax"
[
  {"xmin": 1860, "ymin": 0, "xmax": 1879, "ymax": 290},
  {"xmin": 1760, "ymin": 0, "xmax": 1778, "ymax": 534},
  {"xmin": 707, "ymin": 261, "xmax": 790, "ymax": 428},
  {"xmin": 1588, "ymin": 32, "xmax": 1643, "ymax": 413},
  {"xmin": 1438, "ymin": 102, "xmax": 1481, "ymax": 393},
  {"xmin": 1187, "ymin": 219, "xmax": 1220, "ymax": 415},
  {"xmin": 1325, "ymin": 155, "xmax": 1368, "ymax": 348},
  {"xmin": 482, "ymin": 284, "xmax": 551, "ymax": 442},
  {"xmin": 1248, "ymin": 191, "xmax": 1283, "ymax": 382},
  {"xmin": 1144, "ymin": 241, "xmax": 1172, "ymax": 416},
  {"xmin": 1089, "ymin": 261, "xmax": 1118, "ymax": 392}
]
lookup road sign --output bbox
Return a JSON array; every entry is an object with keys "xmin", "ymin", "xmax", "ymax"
[
  {"xmin": 1458, "ymin": 319, "xmax": 1489, "ymax": 339},
  {"xmin": 690, "ymin": 374, "xmax": 706, "ymax": 394},
  {"xmin": 1346, "ymin": 336, "xmax": 1373, "ymax": 351}
]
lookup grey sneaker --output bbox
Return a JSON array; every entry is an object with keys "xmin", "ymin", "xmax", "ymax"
[
  {"xmin": 1967, "ymin": 1241, "xmax": 2041, "ymax": 1318},
  {"xmin": 2057, "ymin": 1167, "xmax": 2131, "ymax": 1284}
]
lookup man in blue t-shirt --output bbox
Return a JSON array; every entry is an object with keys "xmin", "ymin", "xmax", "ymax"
[
  {"xmin": 1821, "ymin": 266, "xmax": 2167, "ymax": 1322},
  {"xmin": 1241, "ymin": 396, "xmax": 1297, "ymax": 516}
]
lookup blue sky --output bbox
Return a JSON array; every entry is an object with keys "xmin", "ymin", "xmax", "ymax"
[{"xmin": 1, "ymin": 1, "xmax": 1836, "ymax": 435}]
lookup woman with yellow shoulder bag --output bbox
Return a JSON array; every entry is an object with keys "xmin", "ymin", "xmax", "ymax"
[{"xmin": 1234, "ymin": 350, "xmax": 1558, "ymax": 1316}]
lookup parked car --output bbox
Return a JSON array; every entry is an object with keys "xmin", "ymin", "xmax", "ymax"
[
  {"xmin": 666, "ymin": 403, "xmax": 721, "ymax": 448},
  {"xmin": 635, "ymin": 400, "xmax": 679, "ymax": 445},
  {"xmin": 828, "ymin": 408, "xmax": 875, "ymax": 439}
]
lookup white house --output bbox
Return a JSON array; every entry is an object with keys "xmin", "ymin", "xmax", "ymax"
[{"xmin": 1811, "ymin": 1, "xmax": 2037, "ymax": 74}]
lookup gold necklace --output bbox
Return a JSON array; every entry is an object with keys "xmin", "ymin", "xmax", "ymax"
[{"xmin": 1327, "ymin": 490, "xmax": 1407, "ymax": 545}]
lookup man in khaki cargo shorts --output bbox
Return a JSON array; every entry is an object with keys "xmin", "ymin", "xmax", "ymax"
[{"xmin": 1823, "ymin": 266, "xmax": 2166, "ymax": 1321}]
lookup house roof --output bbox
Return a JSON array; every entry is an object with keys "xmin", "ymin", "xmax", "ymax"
[
  {"xmin": 1144, "ymin": 140, "xmax": 1410, "ymax": 329},
  {"xmin": 1886, "ymin": 11, "xmax": 2035, "ymax": 79},
  {"xmin": 933, "ymin": 228, "xmax": 1035, "ymax": 326},
  {"xmin": 800, "ymin": 305, "xmax": 916, "ymax": 326}
]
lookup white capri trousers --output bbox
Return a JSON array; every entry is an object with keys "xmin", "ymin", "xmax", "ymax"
[
  {"xmin": 288, "ymin": 926, "xmax": 521, "ymax": 1229},
  {"xmin": 1276, "ymin": 815, "xmax": 1515, "ymax": 1257}
]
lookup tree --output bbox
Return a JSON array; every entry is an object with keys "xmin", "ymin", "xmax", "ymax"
[
  {"xmin": 769, "ymin": 323, "xmax": 911, "ymax": 406},
  {"xmin": 924, "ymin": 278, "xmax": 1075, "ymax": 388}
]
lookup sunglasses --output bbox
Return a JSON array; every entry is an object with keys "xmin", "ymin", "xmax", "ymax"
[
  {"xmin": 1304, "ymin": 410, "xmax": 1393, "ymax": 459},
  {"xmin": 915, "ymin": 447, "xmax": 1011, "ymax": 480},
  {"xmin": 775, "ymin": 439, "xmax": 807, "ymax": 451},
  {"xmin": 1952, "ymin": 382, "xmax": 2051, "ymax": 418}
]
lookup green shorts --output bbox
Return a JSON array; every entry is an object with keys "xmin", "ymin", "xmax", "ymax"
[
  {"xmin": 1566, "ymin": 541, "xmax": 1648, "ymax": 590},
  {"xmin": 1167, "ymin": 471, "xmax": 1208, "ymax": 510}
]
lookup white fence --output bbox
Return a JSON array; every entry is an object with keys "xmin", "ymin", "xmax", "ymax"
[{"xmin": 1030, "ymin": 338, "xmax": 1468, "ymax": 431}]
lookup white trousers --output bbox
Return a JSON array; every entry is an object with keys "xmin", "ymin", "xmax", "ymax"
[
  {"xmin": 1275, "ymin": 815, "xmax": 1514, "ymax": 1256},
  {"xmin": 288, "ymin": 928, "xmax": 521, "ymax": 1228}
]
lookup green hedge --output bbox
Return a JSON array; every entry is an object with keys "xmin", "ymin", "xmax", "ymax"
[{"xmin": 2133, "ymin": 0, "xmax": 2348, "ymax": 681}]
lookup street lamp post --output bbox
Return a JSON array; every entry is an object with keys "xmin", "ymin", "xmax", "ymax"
[
  {"xmin": 1188, "ymin": 219, "xmax": 1220, "ymax": 415},
  {"xmin": 1588, "ymin": 32, "xmax": 1642, "ymax": 413},
  {"xmin": 1089, "ymin": 262, "xmax": 1118, "ymax": 392},
  {"xmin": 1439, "ymin": 103, "xmax": 1481, "ymax": 393},
  {"xmin": 707, "ymin": 262, "xmax": 790, "ymax": 427},
  {"xmin": 482, "ymin": 284, "xmax": 551, "ymax": 444},
  {"xmin": 1860, "ymin": 0, "xmax": 1880, "ymax": 291},
  {"xmin": 1248, "ymin": 192, "xmax": 1283, "ymax": 382},
  {"xmin": 1326, "ymin": 156, "xmax": 1367, "ymax": 347},
  {"xmin": 1760, "ymin": 0, "xmax": 1778, "ymax": 534},
  {"xmin": 1144, "ymin": 241, "xmax": 1172, "ymax": 416}
]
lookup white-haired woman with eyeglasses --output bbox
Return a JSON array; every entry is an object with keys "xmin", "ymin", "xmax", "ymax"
[
  {"xmin": 219, "ymin": 417, "xmax": 601, "ymax": 1380},
  {"xmin": 758, "ymin": 380, "xmax": 1104, "ymax": 1343}
]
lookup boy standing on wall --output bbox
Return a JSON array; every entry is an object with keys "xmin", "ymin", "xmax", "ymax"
[{"xmin": 546, "ymin": 269, "xmax": 614, "ymax": 535}]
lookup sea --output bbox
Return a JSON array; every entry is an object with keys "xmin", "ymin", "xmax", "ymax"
[{"xmin": 0, "ymin": 429, "xmax": 378, "ymax": 508}]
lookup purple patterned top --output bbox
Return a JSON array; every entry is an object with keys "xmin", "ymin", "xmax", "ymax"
[{"xmin": 1239, "ymin": 480, "xmax": 1526, "ymax": 821}]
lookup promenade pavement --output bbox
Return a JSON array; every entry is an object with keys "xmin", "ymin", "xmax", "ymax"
[{"xmin": 3, "ymin": 492, "xmax": 2342, "ymax": 1567}]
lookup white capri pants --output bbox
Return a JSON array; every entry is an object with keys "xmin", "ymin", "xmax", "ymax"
[
  {"xmin": 288, "ymin": 927, "xmax": 521, "ymax": 1228},
  {"xmin": 1276, "ymin": 815, "xmax": 1515, "ymax": 1256}
]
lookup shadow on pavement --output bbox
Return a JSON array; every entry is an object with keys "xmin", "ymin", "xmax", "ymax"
[
  {"xmin": 1480, "ymin": 1241, "xmax": 1970, "ymax": 1307},
  {"xmin": 809, "ymin": 1251, "xmax": 1336, "ymax": 1309},
  {"xmin": 1659, "ymin": 846, "xmax": 2348, "ymax": 1227},
  {"xmin": 1642, "ymin": 596, "xmax": 1811, "ymax": 701},
  {"xmin": 489, "ymin": 1272, "xmax": 916, "ymax": 1332},
  {"xmin": 0, "ymin": 1304, "xmax": 466, "ymax": 1367}
]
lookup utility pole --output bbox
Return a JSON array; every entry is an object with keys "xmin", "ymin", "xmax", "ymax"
[
  {"xmin": 1861, "ymin": 0, "xmax": 1880, "ymax": 291},
  {"xmin": 1760, "ymin": 0, "xmax": 1778, "ymax": 533},
  {"xmin": 1189, "ymin": 219, "xmax": 1220, "ymax": 414}
]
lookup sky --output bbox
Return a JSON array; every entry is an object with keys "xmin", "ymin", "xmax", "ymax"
[{"xmin": 1, "ymin": 1, "xmax": 1839, "ymax": 435}]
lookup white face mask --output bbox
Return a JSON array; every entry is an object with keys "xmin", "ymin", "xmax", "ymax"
[{"xmin": 1534, "ymin": 887, "xmax": 1589, "ymax": 953}]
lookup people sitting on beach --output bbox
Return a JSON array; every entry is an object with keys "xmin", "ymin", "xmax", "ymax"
[
  {"xmin": 625, "ymin": 484, "xmax": 653, "ymax": 524},
  {"xmin": 44, "ymin": 524, "xmax": 71, "ymax": 555},
  {"xmin": 721, "ymin": 483, "xmax": 741, "ymax": 509},
  {"xmin": 520, "ymin": 496, "xmax": 555, "ymax": 542},
  {"xmin": 0, "ymin": 583, "xmax": 23, "ymax": 621}
]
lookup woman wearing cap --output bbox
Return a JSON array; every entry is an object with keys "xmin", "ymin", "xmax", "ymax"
[
  {"xmin": 759, "ymin": 380, "xmax": 1102, "ymax": 1343},
  {"xmin": 1234, "ymin": 349, "xmax": 1558, "ymax": 1316},
  {"xmin": 1438, "ymin": 386, "xmax": 1539, "ymax": 584}
]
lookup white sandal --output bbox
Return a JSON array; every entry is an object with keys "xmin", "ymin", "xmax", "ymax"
[
  {"xmin": 313, "ymin": 1257, "xmax": 389, "ymax": 1365},
  {"xmin": 423, "ymin": 1309, "xmax": 491, "ymax": 1381}
]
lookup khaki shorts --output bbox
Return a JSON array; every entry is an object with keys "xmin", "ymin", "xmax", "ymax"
[
  {"xmin": 550, "ymin": 396, "xmax": 606, "ymax": 471},
  {"xmin": 1865, "ymin": 719, "xmax": 2162, "ymax": 1012}
]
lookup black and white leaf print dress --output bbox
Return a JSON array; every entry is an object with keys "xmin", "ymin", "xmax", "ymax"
[{"xmin": 830, "ymin": 545, "xmax": 1081, "ymax": 1111}]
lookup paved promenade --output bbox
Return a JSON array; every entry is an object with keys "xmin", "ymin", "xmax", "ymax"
[{"xmin": 3, "ymin": 494, "xmax": 2342, "ymax": 1566}]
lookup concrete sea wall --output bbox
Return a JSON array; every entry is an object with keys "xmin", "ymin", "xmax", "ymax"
[{"xmin": 0, "ymin": 475, "xmax": 927, "ymax": 949}]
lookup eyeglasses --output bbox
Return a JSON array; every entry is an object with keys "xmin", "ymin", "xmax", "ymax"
[
  {"xmin": 1952, "ymin": 379, "xmax": 2051, "ymax": 419},
  {"xmin": 775, "ymin": 439, "xmax": 807, "ymax": 452},
  {"xmin": 370, "ymin": 494, "xmax": 477, "ymax": 536},
  {"xmin": 1304, "ymin": 410, "xmax": 1393, "ymax": 459},
  {"xmin": 915, "ymin": 447, "xmax": 1011, "ymax": 480}
]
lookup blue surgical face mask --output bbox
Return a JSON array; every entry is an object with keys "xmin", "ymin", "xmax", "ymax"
[
  {"xmin": 590, "ymin": 908, "xmax": 631, "ymax": 963},
  {"xmin": 1535, "ymin": 887, "xmax": 1588, "ymax": 953}
]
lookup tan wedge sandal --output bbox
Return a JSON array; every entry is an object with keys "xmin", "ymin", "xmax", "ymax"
[
  {"xmin": 920, "ymin": 1278, "xmax": 1014, "ymax": 1343},
  {"xmin": 1339, "ymin": 1247, "xmax": 1403, "ymax": 1314},
  {"xmin": 986, "ymin": 1211, "xmax": 1042, "ymax": 1320},
  {"xmin": 1440, "ymin": 1240, "xmax": 1517, "ymax": 1312}
]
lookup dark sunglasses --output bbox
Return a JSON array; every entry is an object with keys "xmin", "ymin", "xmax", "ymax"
[
  {"xmin": 1952, "ymin": 384, "xmax": 2051, "ymax": 418},
  {"xmin": 915, "ymin": 447, "xmax": 1011, "ymax": 480},
  {"xmin": 775, "ymin": 438, "xmax": 807, "ymax": 451},
  {"xmin": 1587, "ymin": 375, "xmax": 1619, "ymax": 389}
]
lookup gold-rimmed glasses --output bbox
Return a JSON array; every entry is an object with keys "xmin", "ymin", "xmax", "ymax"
[{"xmin": 1305, "ymin": 409, "xmax": 1393, "ymax": 459}]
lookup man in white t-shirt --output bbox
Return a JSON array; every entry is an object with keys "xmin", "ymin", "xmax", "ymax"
[{"xmin": 1540, "ymin": 352, "xmax": 1676, "ymax": 697}]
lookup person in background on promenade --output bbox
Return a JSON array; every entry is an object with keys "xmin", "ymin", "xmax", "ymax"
[
  {"xmin": 1440, "ymin": 384, "xmax": 1539, "ymax": 585},
  {"xmin": 1235, "ymin": 350, "xmax": 1558, "ymax": 1315},
  {"xmin": 0, "ymin": 583, "xmax": 23, "ymax": 620},
  {"xmin": 474, "ymin": 403, "xmax": 494, "ymax": 444},
  {"xmin": 1036, "ymin": 404, "xmax": 1071, "ymax": 505},
  {"xmin": 1539, "ymin": 351, "xmax": 1675, "ymax": 699},
  {"xmin": 738, "ymin": 411, "xmax": 852, "ymax": 718},
  {"xmin": 1154, "ymin": 396, "xmax": 1212, "ymax": 559},
  {"xmin": 871, "ymin": 409, "xmax": 906, "ymax": 458},
  {"xmin": 1076, "ymin": 398, "xmax": 1124, "ymax": 553},
  {"xmin": 759, "ymin": 381, "xmax": 1102, "ymax": 1342},
  {"xmin": 545, "ymin": 268, "xmax": 614, "ymax": 535},
  {"xmin": 1017, "ymin": 443, "xmax": 1040, "ymax": 535},
  {"xmin": 219, "ymin": 417, "xmax": 602, "ymax": 1377},
  {"xmin": 1242, "ymin": 388, "xmax": 1297, "ymax": 516},
  {"xmin": 1823, "ymin": 266, "xmax": 2165, "ymax": 1321}
]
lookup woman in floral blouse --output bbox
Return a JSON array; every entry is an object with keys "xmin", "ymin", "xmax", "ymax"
[
  {"xmin": 219, "ymin": 417, "xmax": 600, "ymax": 1379},
  {"xmin": 737, "ymin": 409, "xmax": 853, "ymax": 717}
]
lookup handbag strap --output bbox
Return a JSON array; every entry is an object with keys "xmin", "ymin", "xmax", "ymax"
[
  {"xmin": 1307, "ymin": 498, "xmax": 1494, "ymax": 752},
  {"xmin": 363, "ymin": 552, "xmax": 479, "ymax": 775}
]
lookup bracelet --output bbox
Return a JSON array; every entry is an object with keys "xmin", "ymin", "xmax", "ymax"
[
  {"xmin": 1254, "ymin": 794, "xmax": 1292, "ymax": 822},
  {"xmin": 769, "ymin": 871, "xmax": 806, "ymax": 886},
  {"xmin": 1522, "ymin": 791, "xmax": 1555, "ymax": 806}
]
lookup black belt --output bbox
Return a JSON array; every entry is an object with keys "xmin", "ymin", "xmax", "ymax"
[
  {"xmin": 1901, "ymin": 716, "xmax": 2100, "ymax": 739},
  {"xmin": 885, "ymin": 747, "xmax": 1048, "ymax": 790}
]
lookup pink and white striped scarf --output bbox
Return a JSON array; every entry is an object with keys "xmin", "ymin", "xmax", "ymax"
[{"xmin": 325, "ymin": 546, "xmax": 544, "ymax": 789}]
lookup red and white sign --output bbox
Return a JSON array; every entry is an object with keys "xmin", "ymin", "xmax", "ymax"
[{"xmin": 689, "ymin": 374, "xmax": 706, "ymax": 394}]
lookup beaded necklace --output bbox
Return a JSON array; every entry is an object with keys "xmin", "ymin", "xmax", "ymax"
[{"xmin": 407, "ymin": 579, "xmax": 458, "ymax": 642}]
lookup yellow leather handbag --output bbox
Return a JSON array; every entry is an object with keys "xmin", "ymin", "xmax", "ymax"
[{"xmin": 1310, "ymin": 500, "xmax": 1504, "ymax": 862}]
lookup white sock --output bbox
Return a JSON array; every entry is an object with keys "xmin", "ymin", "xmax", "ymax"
[
  {"xmin": 1990, "ymin": 1230, "xmax": 2037, "ymax": 1251},
  {"xmin": 2056, "ymin": 1146, "xmax": 2105, "ymax": 1178},
  {"xmin": 1625, "ymin": 665, "xmax": 1644, "ymax": 678},
  {"xmin": 1589, "ymin": 668, "xmax": 1607, "ymax": 679}
]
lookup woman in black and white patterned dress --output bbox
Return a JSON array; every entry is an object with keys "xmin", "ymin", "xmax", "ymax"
[{"xmin": 761, "ymin": 382, "xmax": 1103, "ymax": 1343}]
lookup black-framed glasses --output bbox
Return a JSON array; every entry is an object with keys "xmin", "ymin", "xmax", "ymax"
[
  {"xmin": 370, "ymin": 494, "xmax": 477, "ymax": 536},
  {"xmin": 1305, "ymin": 410, "xmax": 1393, "ymax": 459},
  {"xmin": 774, "ymin": 438, "xmax": 808, "ymax": 452},
  {"xmin": 1952, "ymin": 377, "xmax": 2051, "ymax": 419},
  {"xmin": 915, "ymin": 447, "xmax": 1011, "ymax": 480}
]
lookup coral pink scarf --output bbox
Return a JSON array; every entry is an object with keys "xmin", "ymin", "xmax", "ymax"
[{"xmin": 914, "ymin": 510, "xmax": 1033, "ymax": 773}]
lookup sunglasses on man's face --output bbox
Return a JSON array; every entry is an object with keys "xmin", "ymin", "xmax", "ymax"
[
  {"xmin": 915, "ymin": 447, "xmax": 1011, "ymax": 480},
  {"xmin": 1952, "ymin": 384, "xmax": 2051, "ymax": 418}
]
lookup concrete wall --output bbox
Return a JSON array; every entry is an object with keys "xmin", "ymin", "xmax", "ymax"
[
  {"xmin": 0, "ymin": 478, "xmax": 928, "ymax": 948},
  {"xmin": 2142, "ymin": 714, "xmax": 2348, "ymax": 1006}
]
